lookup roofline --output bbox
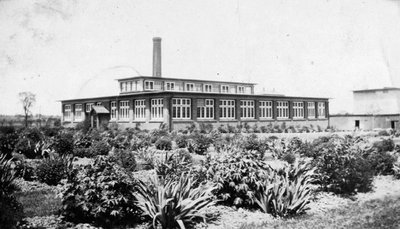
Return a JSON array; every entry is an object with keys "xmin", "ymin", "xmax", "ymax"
[
  {"xmin": 115, "ymin": 75, "xmax": 257, "ymax": 85},
  {"xmin": 353, "ymin": 87, "xmax": 400, "ymax": 93},
  {"xmin": 330, "ymin": 113, "xmax": 400, "ymax": 117},
  {"xmin": 59, "ymin": 91, "xmax": 329, "ymax": 103}
]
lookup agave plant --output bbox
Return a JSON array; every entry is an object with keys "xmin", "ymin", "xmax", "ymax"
[
  {"xmin": 255, "ymin": 161, "xmax": 315, "ymax": 217},
  {"xmin": 0, "ymin": 153, "xmax": 18, "ymax": 196},
  {"xmin": 135, "ymin": 173, "xmax": 215, "ymax": 229}
]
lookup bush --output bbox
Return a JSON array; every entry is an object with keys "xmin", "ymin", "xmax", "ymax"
[
  {"xmin": 393, "ymin": 160, "xmax": 400, "ymax": 179},
  {"xmin": 13, "ymin": 159, "xmax": 39, "ymax": 181},
  {"xmin": 36, "ymin": 155, "xmax": 73, "ymax": 186},
  {"xmin": 52, "ymin": 132, "xmax": 74, "ymax": 155},
  {"xmin": 174, "ymin": 134, "xmax": 190, "ymax": 148},
  {"xmin": 242, "ymin": 134, "xmax": 269, "ymax": 157},
  {"xmin": 373, "ymin": 138, "xmax": 395, "ymax": 152},
  {"xmin": 59, "ymin": 156, "xmax": 142, "ymax": 228},
  {"xmin": 314, "ymin": 144, "xmax": 374, "ymax": 195},
  {"xmin": 154, "ymin": 152, "xmax": 191, "ymax": 179},
  {"xmin": 110, "ymin": 149, "xmax": 137, "ymax": 172},
  {"xmin": 88, "ymin": 140, "xmax": 110, "ymax": 157},
  {"xmin": 206, "ymin": 150, "xmax": 271, "ymax": 208},
  {"xmin": 255, "ymin": 162, "xmax": 315, "ymax": 217},
  {"xmin": 188, "ymin": 134, "xmax": 212, "ymax": 155},
  {"xmin": 281, "ymin": 152, "xmax": 296, "ymax": 164},
  {"xmin": 0, "ymin": 131, "xmax": 19, "ymax": 159},
  {"xmin": 367, "ymin": 150, "xmax": 397, "ymax": 175},
  {"xmin": 155, "ymin": 137, "xmax": 172, "ymax": 151},
  {"xmin": 136, "ymin": 173, "xmax": 215, "ymax": 229}
]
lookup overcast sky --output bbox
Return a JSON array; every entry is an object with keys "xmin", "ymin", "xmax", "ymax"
[{"xmin": 1, "ymin": 0, "xmax": 400, "ymax": 116}]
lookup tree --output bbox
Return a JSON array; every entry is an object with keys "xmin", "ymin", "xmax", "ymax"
[{"xmin": 18, "ymin": 92, "xmax": 36, "ymax": 128}]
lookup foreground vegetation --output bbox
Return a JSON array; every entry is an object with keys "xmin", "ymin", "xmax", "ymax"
[{"xmin": 1, "ymin": 123, "xmax": 400, "ymax": 228}]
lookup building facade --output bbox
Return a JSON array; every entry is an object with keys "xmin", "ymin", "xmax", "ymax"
[
  {"xmin": 61, "ymin": 38, "xmax": 329, "ymax": 130},
  {"xmin": 330, "ymin": 87, "xmax": 400, "ymax": 130}
]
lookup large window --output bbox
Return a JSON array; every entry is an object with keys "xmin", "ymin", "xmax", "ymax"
[
  {"xmin": 165, "ymin": 82, "xmax": 175, "ymax": 91},
  {"xmin": 221, "ymin": 85, "xmax": 229, "ymax": 93},
  {"xmin": 204, "ymin": 84, "xmax": 212, "ymax": 93},
  {"xmin": 318, "ymin": 102, "xmax": 326, "ymax": 118},
  {"xmin": 86, "ymin": 103, "xmax": 93, "ymax": 112},
  {"xmin": 237, "ymin": 86, "xmax": 245, "ymax": 94},
  {"xmin": 119, "ymin": 101, "xmax": 129, "ymax": 121},
  {"xmin": 277, "ymin": 101, "xmax": 289, "ymax": 119},
  {"xmin": 185, "ymin": 83, "xmax": 194, "ymax": 91},
  {"xmin": 240, "ymin": 100, "xmax": 254, "ymax": 119},
  {"xmin": 307, "ymin": 102, "xmax": 315, "ymax": 118},
  {"xmin": 144, "ymin": 81, "xmax": 154, "ymax": 90},
  {"xmin": 220, "ymin": 100, "xmax": 235, "ymax": 119},
  {"xmin": 260, "ymin": 101, "xmax": 272, "ymax": 119},
  {"xmin": 197, "ymin": 99, "xmax": 214, "ymax": 119},
  {"xmin": 172, "ymin": 98, "xmax": 191, "ymax": 119},
  {"xmin": 64, "ymin": 105, "xmax": 71, "ymax": 121},
  {"xmin": 151, "ymin": 98, "xmax": 163, "ymax": 120},
  {"xmin": 74, "ymin": 104, "xmax": 83, "ymax": 121},
  {"xmin": 110, "ymin": 101, "xmax": 117, "ymax": 120},
  {"xmin": 134, "ymin": 100, "xmax": 146, "ymax": 120},
  {"xmin": 293, "ymin": 102, "xmax": 304, "ymax": 119}
]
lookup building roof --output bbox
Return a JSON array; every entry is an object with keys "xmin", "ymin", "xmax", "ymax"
[
  {"xmin": 115, "ymin": 75, "xmax": 257, "ymax": 86},
  {"xmin": 353, "ymin": 87, "xmax": 400, "ymax": 93},
  {"xmin": 91, "ymin": 105, "xmax": 110, "ymax": 114}
]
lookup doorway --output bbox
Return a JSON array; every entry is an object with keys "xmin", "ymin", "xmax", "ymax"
[
  {"xmin": 355, "ymin": 120, "xmax": 360, "ymax": 129},
  {"xmin": 391, "ymin": 121, "xmax": 396, "ymax": 129}
]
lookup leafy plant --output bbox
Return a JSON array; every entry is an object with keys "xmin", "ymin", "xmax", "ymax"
[
  {"xmin": 109, "ymin": 149, "xmax": 137, "ymax": 172},
  {"xmin": 174, "ymin": 134, "xmax": 190, "ymax": 149},
  {"xmin": 188, "ymin": 134, "xmax": 212, "ymax": 155},
  {"xmin": 255, "ymin": 161, "xmax": 315, "ymax": 217},
  {"xmin": 154, "ymin": 152, "xmax": 191, "ymax": 180},
  {"xmin": 36, "ymin": 154, "xmax": 73, "ymax": 186},
  {"xmin": 155, "ymin": 137, "xmax": 173, "ymax": 151},
  {"xmin": 206, "ymin": 150, "xmax": 271, "ymax": 208},
  {"xmin": 135, "ymin": 173, "xmax": 215, "ymax": 229},
  {"xmin": 52, "ymin": 131, "xmax": 74, "ymax": 155},
  {"xmin": 59, "ymin": 156, "xmax": 142, "ymax": 228}
]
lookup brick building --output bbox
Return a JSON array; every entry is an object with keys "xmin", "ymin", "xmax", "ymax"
[{"xmin": 61, "ymin": 38, "xmax": 329, "ymax": 130}]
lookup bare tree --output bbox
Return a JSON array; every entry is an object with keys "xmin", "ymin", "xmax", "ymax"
[{"xmin": 18, "ymin": 92, "xmax": 36, "ymax": 128}]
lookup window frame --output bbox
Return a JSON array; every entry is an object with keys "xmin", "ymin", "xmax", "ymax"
[
  {"xmin": 221, "ymin": 85, "xmax": 229, "ymax": 93},
  {"xmin": 85, "ymin": 103, "xmax": 93, "ymax": 113},
  {"xmin": 165, "ymin": 82, "xmax": 175, "ymax": 91},
  {"xmin": 74, "ymin": 104, "xmax": 83, "ymax": 122},
  {"xmin": 259, "ymin": 101, "xmax": 273, "ymax": 119},
  {"xmin": 237, "ymin": 86, "xmax": 245, "ymax": 94},
  {"xmin": 220, "ymin": 100, "xmax": 235, "ymax": 119},
  {"xmin": 318, "ymin": 102, "xmax": 326, "ymax": 118},
  {"xmin": 307, "ymin": 102, "xmax": 316, "ymax": 119},
  {"xmin": 293, "ymin": 102, "xmax": 304, "ymax": 119},
  {"xmin": 240, "ymin": 100, "xmax": 255, "ymax": 119},
  {"xmin": 197, "ymin": 99, "xmax": 214, "ymax": 119},
  {"xmin": 172, "ymin": 98, "xmax": 191, "ymax": 119},
  {"xmin": 144, "ymin": 81, "xmax": 154, "ymax": 90},
  {"xmin": 110, "ymin": 101, "xmax": 117, "ymax": 120},
  {"xmin": 185, "ymin": 83, "xmax": 195, "ymax": 92},
  {"xmin": 151, "ymin": 98, "xmax": 164, "ymax": 120},
  {"xmin": 64, "ymin": 104, "xmax": 72, "ymax": 121},
  {"xmin": 134, "ymin": 99, "xmax": 146, "ymax": 121},
  {"xmin": 204, "ymin": 84, "xmax": 212, "ymax": 93},
  {"xmin": 119, "ymin": 100, "xmax": 130, "ymax": 121},
  {"xmin": 276, "ymin": 101, "xmax": 289, "ymax": 119}
]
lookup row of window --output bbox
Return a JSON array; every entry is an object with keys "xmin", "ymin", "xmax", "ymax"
[
  {"xmin": 64, "ymin": 99, "xmax": 326, "ymax": 122},
  {"xmin": 120, "ymin": 80, "xmax": 252, "ymax": 94}
]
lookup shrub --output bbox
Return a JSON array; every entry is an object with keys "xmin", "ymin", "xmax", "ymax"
[
  {"xmin": 255, "ymin": 162, "xmax": 315, "ymax": 217},
  {"xmin": 0, "ymin": 131, "xmax": 19, "ymax": 159},
  {"xmin": 36, "ymin": 155, "xmax": 73, "ymax": 186},
  {"xmin": 155, "ymin": 137, "xmax": 172, "ymax": 151},
  {"xmin": 13, "ymin": 159, "xmax": 38, "ymax": 181},
  {"xmin": 59, "ymin": 156, "xmax": 142, "ymax": 228},
  {"xmin": 110, "ymin": 149, "xmax": 137, "ymax": 172},
  {"xmin": 206, "ymin": 150, "xmax": 271, "ymax": 208},
  {"xmin": 130, "ymin": 134, "xmax": 151, "ymax": 151},
  {"xmin": 281, "ymin": 152, "xmax": 296, "ymax": 164},
  {"xmin": 188, "ymin": 134, "xmax": 212, "ymax": 155},
  {"xmin": 373, "ymin": 138, "xmax": 395, "ymax": 152},
  {"xmin": 393, "ymin": 160, "xmax": 400, "ymax": 179},
  {"xmin": 366, "ymin": 150, "xmax": 396, "ymax": 175},
  {"xmin": 174, "ymin": 134, "xmax": 190, "ymax": 148},
  {"xmin": 314, "ymin": 145, "xmax": 374, "ymax": 195},
  {"xmin": 154, "ymin": 152, "xmax": 191, "ymax": 179},
  {"xmin": 88, "ymin": 140, "xmax": 110, "ymax": 157},
  {"xmin": 242, "ymin": 134, "xmax": 269, "ymax": 157},
  {"xmin": 135, "ymin": 173, "xmax": 215, "ymax": 229},
  {"xmin": 52, "ymin": 132, "xmax": 74, "ymax": 155}
]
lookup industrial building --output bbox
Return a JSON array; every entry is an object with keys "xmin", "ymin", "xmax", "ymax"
[{"xmin": 61, "ymin": 38, "xmax": 329, "ymax": 130}]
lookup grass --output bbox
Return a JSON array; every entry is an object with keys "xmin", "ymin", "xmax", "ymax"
[
  {"xmin": 15, "ymin": 189, "xmax": 61, "ymax": 217},
  {"xmin": 238, "ymin": 196, "xmax": 400, "ymax": 229}
]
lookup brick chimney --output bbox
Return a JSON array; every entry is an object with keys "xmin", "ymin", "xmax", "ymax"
[{"xmin": 152, "ymin": 37, "xmax": 162, "ymax": 77}]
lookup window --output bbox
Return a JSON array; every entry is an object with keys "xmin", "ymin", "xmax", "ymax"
[
  {"xmin": 318, "ymin": 102, "xmax": 326, "ymax": 118},
  {"xmin": 204, "ymin": 84, "xmax": 212, "ymax": 92},
  {"xmin": 144, "ymin": 81, "xmax": 154, "ymax": 90},
  {"xmin": 197, "ymin": 99, "xmax": 214, "ymax": 119},
  {"xmin": 165, "ymin": 82, "xmax": 175, "ymax": 91},
  {"xmin": 64, "ymin": 105, "xmax": 71, "ymax": 121},
  {"xmin": 74, "ymin": 104, "xmax": 83, "ymax": 121},
  {"xmin": 172, "ymin": 98, "xmax": 191, "ymax": 119},
  {"xmin": 260, "ymin": 101, "xmax": 272, "ymax": 119},
  {"xmin": 86, "ymin": 103, "xmax": 93, "ymax": 112},
  {"xmin": 119, "ymin": 100, "xmax": 129, "ymax": 121},
  {"xmin": 120, "ymin": 82, "xmax": 128, "ymax": 92},
  {"xmin": 293, "ymin": 102, "xmax": 304, "ymax": 119},
  {"xmin": 277, "ymin": 101, "xmax": 289, "ymax": 119},
  {"xmin": 110, "ymin": 101, "xmax": 117, "ymax": 120},
  {"xmin": 151, "ymin": 98, "xmax": 163, "ymax": 120},
  {"xmin": 240, "ymin": 100, "xmax": 254, "ymax": 119},
  {"xmin": 237, "ymin": 86, "xmax": 245, "ymax": 94},
  {"xmin": 185, "ymin": 83, "xmax": 194, "ymax": 91},
  {"xmin": 307, "ymin": 102, "xmax": 315, "ymax": 118},
  {"xmin": 129, "ymin": 81, "xmax": 133, "ymax": 91},
  {"xmin": 220, "ymin": 100, "xmax": 235, "ymax": 119},
  {"xmin": 134, "ymin": 100, "xmax": 146, "ymax": 120},
  {"xmin": 221, "ymin": 85, "xmax": 229, "ymax": 93}
]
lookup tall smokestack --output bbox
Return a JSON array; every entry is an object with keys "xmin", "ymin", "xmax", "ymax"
[{"xmin": 152, "ymin": 37, "xmax": 162, "ymax": 77}]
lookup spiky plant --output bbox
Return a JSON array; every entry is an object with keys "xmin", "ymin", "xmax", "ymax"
[
  {"xmin": 255, "ymin": 161, "xmax": 315, "ymax": 217},
  {"xmin": 0, "ymin": 154, "xmax": 18, "ymax": 196},
  {"xmin": 136, "ymin": 173, "xmax": 215, "ymax": 229}
]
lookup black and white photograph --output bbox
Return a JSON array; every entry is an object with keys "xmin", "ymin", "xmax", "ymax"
[{"xmin": 1, "ymin": 0, "xmax": 400, "ymax": 228}]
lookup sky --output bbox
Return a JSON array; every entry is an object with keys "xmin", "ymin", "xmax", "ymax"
[{"xmin": 1, "ymin": 0, "xmax": 400, "ymax": 116}]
